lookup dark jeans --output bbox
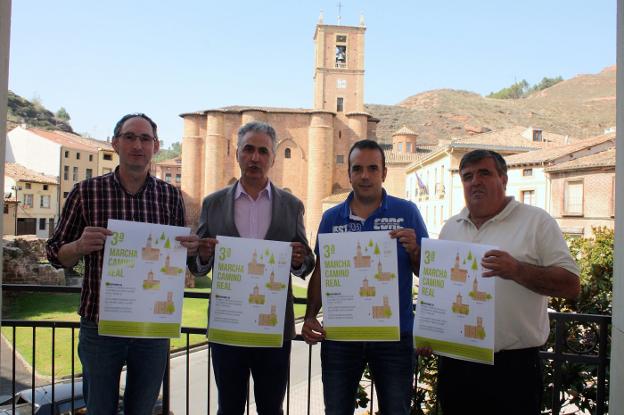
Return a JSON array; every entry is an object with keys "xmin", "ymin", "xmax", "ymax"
[
  {"xmin": 210, "ymin": 341, "xmax": 292, "ymax": 415},
  {"xmin": 438, "ymin": 347, "xmax": 543, "ymax": 415},
  {"xmin": 78, "ymin": 318, "xmax": 169, "ymax": 415},
  {"xmin": 320, "ymin": 334, "xmax": 415, "ymax": 415}
]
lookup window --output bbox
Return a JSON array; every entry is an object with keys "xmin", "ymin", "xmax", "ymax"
[
  {"xmin": 336, "ymin": 97, "xmax": 344, "ymax": 112},
  {"xmin": 63, "ymin": 192, "xmax": 69, "ymax": 198},
  {"xmin": 336, "ymin": 155, "xmax": 344, "ymax": 164},
  {"xmin": 43, "ymin": 184, "xmax": 48, "ymax": 190},
  {"xmin": 89, "ymin": 154, "xmax": 93, "ymax": 161},
  {"xmin": 76, "ymin": 152, "xmax": 81, "ymax": 160},
  {"xmin": 285, "ymin": 148, "xmax": 291, "ymax": 159},
  {"xmin": 396, "ymin": 143, "xmax": 403, "ymax": 152},
  {"xmin": 64, "ymin": 150, "xmax": 69, "ymax": 158},
  {"xmin": 336, "ymin": 35, "xmax": 347, "ymax": 42},
  {"xmin": 338, "ymin": 130, "xmax": 342, "ymax": 139},
  {"xmin": 103, "ymin": 153, "xmax": 113, "ymax": 161},
  {"xmin": 523, "ymin": 168, "xmax": 533, "ymax": 177},
  {"xmin": 336, "ymin": 79, "xmax": 347, "ymax": 89},
  {"xmin": 165, "ymin": 173, "xmax": 172, "ymax": 182},
  {"xmin": 564, "ymin": 180, "xmax": 584, "ymax": 215},
  {"xmin": 40, "ymin": 195, "xmax": 50, "ymax": 208},
  {"xmin": 175, "ymin": 174, "xmax": 181, "ymax": 183},
  {"xmin": 25, "ymin": 183, "xmax": 31, "ymax": 189},
  {"xmin": 73, "ymin": 167, "xmax": 79, "ymax": 181},
  {"xmin": 63, "ymin": 165, "xmax": 69, "ymax": 180},
  {"xmin": 521, "ymin": 190, "xmax": 536, "ymax": 206},
  {"xmin": 86, "ymin": 168, "xmax": 93, "ymax": 179},
  {"xmin": 39, "ymin": 218, "xmax": 46, "ymax": 230},
  {"xmin": 4, "ymin": 204, "xmax": 8, "ymax": 214},
  {"xmin": 532, "ymin": 129, "xmax": 543, "ymax": 142},
  {"xmin": 406, "ymin": 143, "xmax": 412, "ymax": 152},
  {"xmin": 23, "ymin": 194, "xmax": 33, "ymax": 208},
  {"xmin": 335, "ymin": 36, "xmax": 347, "ymax": 68}
]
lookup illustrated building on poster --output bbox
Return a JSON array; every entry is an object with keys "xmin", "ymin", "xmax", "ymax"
[
  {"xmin": 452, "ymin": 292, "xmax": 469, "ymax": 315},
  {"xmin": 372, "ymin": 296, "xmax": 392, "ymax": 319},
  {"xmin": 374, "ymin": 260, "xmax": 395, "ymax": 281},
  {"xmin": 469, "ymin": 277, "xmax": 492, "ymax": 301},
  {"xmin": 464, "ymin": 317, "xmax": 486, "ymax": 340},
  {"xmin": 258, "ymin": 305, "xmax": 278, "ymax": 326},
  {"xmin": 248, "ymin": 250, "xmax": 266, "ymax": 275},
  {"xmin": 359, "ymin": 277, "xmax": 376, "ymax": 297},
  {"xmin": 161, "ymin": 254, "xmax": 183, "ymax": 276},
  {"xmin": 450, "ymin": 252, "xmax": 468, "ymax": 282},
  {"xmin": 142, "ymin": 234, "xmax": 160, "ymax": 261},
  {"xmin": 143, "ymin": 270, "xmax": 160, "ymax": 290},
  {"xmin": 249, "ymin": 285, "xmax": 266, "ymax": 304},
  {"xmin": 353, "ymin": 241, "xmax": 371, "ymax": 268},
  {"xmin": 154, "ymin": 291, "xmax": 175, "ymax": 314},
  {"xmin": 265, "ymin": 271, "xmax": 286, "ymax": 291}
]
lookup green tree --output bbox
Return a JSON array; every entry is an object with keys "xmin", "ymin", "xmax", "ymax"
[
  {"xmin": 374, "ymin": 243, "xmax": 380, "ymax": 255},
  {"xmin": 164, "ymin": 238, "xmax": 171, "ymax": 249},
  {"xmin": 269, "ymin": 254, "xmax": 275, "ymax": 265},
  {"xmin": 56, "ymin": 107, "xmax": 71, "ymax": 122},
  {"xmin": 487, "ymin": 79, "xmax": 529, "ymax": 99},
  {"xmin": 529, "ymin": 76, "xmax": 563, "ymax": 94},
  {"xmin": 471, "ymin": 258, "xmax": 478, "ymax": 271}
]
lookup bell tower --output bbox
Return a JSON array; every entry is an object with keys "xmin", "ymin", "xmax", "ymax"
[{"xmin": 313, "ymin": 14, "xmax": 366, "ymax": 114}]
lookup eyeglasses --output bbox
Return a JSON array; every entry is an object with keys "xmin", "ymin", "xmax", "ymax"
[{"xmin": 117, "ymin": 132, "xmax": 156, "ymax": 143}]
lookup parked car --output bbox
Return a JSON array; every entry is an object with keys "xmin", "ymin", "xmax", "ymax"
[{"xmin": 0, "ymin": 381, "xmax": 86, "ymax": 414}]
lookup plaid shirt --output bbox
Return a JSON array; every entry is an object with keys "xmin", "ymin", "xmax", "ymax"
[{"xmin": 47, "ymin": 167, "xmax": 186, "ymax": 321}]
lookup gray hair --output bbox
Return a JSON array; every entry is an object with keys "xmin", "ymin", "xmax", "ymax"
[
  {"xmin": 459, "ymin": 149, "xmax": 508, "ymax": 176},
  {"xmin": 237, "ymin": 121, "xmax": 277, "ymax": 154}
]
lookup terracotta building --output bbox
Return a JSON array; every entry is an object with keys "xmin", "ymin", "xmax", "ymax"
[{"xmin": 180, "ymin": 16, "xmax": 379, "ymax": 236}]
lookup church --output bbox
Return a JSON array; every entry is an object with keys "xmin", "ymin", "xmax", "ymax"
[{"xmin": 179, "ymin": 15, "xmax": 386, "ymax": 236}]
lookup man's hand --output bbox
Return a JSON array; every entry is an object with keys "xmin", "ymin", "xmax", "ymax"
[
  {"xmin": 301, "ymin": 317, "xmax": 326, "ymax": 345},
  {"xmin": 481, "ymin": 249, "xmax": 521, "ymax": 281},
  {"xmin": 76, "ymin": 227, "xmax": 113, "ymax": 256},
  {"xmin": 290, "ymin": 242, "xmax": 309, "ymax": 269},
  {"xmin": 390, "ymin": 228, "xmax": 421, "ymax": 271},
  {"xmin": 198, "ymin": 238, "xmax": 218, "ymax": 263},
  {"xmin": 176, "ymin": 235, "xmax": 200, "ymax": 257}
]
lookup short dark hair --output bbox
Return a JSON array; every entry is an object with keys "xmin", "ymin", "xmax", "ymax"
[
  {"xmin": 113, "ymin": 113, "xmax": 158, "ymax": 140},
  {"xmin": 237, "ymin": 121, "xmax": 277, "ymax": 154},
  {"xmin": 459, "ymin": 149, "xmax": 507, "ymax": 175},
  {"xmin": 348, "ymin": 139, "xmax": 386, "ymax": 171}
]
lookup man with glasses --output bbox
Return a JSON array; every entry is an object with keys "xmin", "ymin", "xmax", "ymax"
[{"xmin": 47, "ymin": 113, "xmax": 199, "ymax": 415}]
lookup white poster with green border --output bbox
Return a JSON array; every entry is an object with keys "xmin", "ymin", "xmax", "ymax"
[
  {"xmin": 208, "ymin": 236, "xmax": 292, "ymax": 347},
  {"xmin": 414, "ymin": 238, "xmax": 496, "ymax": 364},
  {"xmin": 318, "ymin": 231, "xmax": 400, "ymax": 341},
  {"xmin": 98, "ymin": 219, "xmax": 191, "ymax": 338}
]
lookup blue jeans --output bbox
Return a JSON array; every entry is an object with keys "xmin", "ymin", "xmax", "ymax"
[
  {"xmin": 320, "ymin": 334, "xmax": 415, "ymax": 415},
  {"xmin": 210, "ymin": 341, "xmax": 291, "ymax": 415},
  {"xmin": 78, "ymin": 318, "xmax": 169, "ymax": 415}
]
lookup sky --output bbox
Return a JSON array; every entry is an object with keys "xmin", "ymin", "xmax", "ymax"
[{"xmin": 7, "ymin": 1, "xmax": 616, "ymax": 147}]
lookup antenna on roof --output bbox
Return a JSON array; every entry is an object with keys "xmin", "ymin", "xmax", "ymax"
[{"xmin": 337, "ymin": 1, "xmax": 342, "ymax": 24}]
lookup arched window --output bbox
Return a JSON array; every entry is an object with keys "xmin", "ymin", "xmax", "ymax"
[{"xmin": 285, "ymin": 148, "xmax": 292, "ymax": 159}]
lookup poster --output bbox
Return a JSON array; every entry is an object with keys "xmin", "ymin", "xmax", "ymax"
[
  {"xmin": 208, "ymin": 236, "xmax": 292, "ymax": 347},
  {"xmin": 318, "ymin": 231, "xmax": 400, "ymax": 341},
  {"xmin": 414, "ymin": 238, "xmax": 496, "ymax": 364},
  {"xmin": 99, "ymin": 219, "xmax": 191, "ymax": 338}
]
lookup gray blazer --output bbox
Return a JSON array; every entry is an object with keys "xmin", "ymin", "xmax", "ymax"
[{"xmin": 189, "ymin": 181, "xmax": 315, "ymax": 340}]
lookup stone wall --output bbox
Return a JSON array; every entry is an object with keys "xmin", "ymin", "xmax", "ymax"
[{"xmin": 2, "ymin": 236, "xmax": 65, "ymax": 285}]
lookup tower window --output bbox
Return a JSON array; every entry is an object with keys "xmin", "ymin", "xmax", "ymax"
[
  {"xmin": 336, "ymin": 35, "xmax": 347, "ymax": 42},
  {"xmin": 532, "ymin": 129, "xmax": 543, "ymax": 142},
  {"xmin": 337, "ymin": 97, "xmax": 344, "ymax": 112},
  {"xmin": 336, "ymin": 79, "xmax": 347, "ymax": 89},
  {"xmin": 336, "ymin": 155, "xmax": 344, "ymax": 164},
  {"xmin": 335, "ymin": 45, "xmax": 347, "ymax": 68},
  {"xmin": 285, "ymin": 148, "xmax": 291, "ymax": 159}
]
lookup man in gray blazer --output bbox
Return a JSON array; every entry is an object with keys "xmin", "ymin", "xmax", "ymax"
[{"xmin": 189, "ymin": 121, "xmax": 314, "ymax": 415}]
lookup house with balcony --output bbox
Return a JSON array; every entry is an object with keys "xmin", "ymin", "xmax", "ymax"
[
  {"xmin": 5, "ymin": 126, "xmax": 118, "ymax": 215},
  {"xmin": 151, "ymin": 156, "xmax": 182, "ymax": 188},
  {"xmin": 404, "ymin": 126, "xmax": 570, "ymax": 236},
  {"xmin": 3, "ymin": 162, "xmax": 59, "ymax": 237}
]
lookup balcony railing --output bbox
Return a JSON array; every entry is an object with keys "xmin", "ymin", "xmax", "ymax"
[{"xmin": 0, "ymin": 284, "xmax": 611, "ymax": 414}]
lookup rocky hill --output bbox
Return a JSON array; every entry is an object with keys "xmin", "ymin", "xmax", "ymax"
[
  {"xmin": 366, "ymin": 66, "xmax": 616, "ymax": 145},
  {"xmin": 7, "ymin": 90, "xmax": 73, "ymax": 133}
]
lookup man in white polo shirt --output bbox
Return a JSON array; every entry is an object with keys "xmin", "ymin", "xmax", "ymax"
[{"xmin": 437, "ymin": 149, "xmax": 580, "ymax": 415}]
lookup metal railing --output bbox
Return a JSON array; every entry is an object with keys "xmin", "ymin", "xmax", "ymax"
[{"xmin": 0, "ymin": 284, "xmax": 612, "ymax": 414}]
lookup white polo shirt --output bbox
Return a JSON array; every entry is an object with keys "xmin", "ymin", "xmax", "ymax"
[{"xmin": 440, "ymin": 199, "xmax": 579, "ymax": 352}]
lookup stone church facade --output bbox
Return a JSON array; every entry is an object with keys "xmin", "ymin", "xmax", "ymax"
[{"xmin": 180, "ymin": 18, "xmax": 379, "ymax": 236}]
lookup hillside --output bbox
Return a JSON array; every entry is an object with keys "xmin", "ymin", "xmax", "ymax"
[
  {"xmin": 366, "ymin": 66, "xmax": 616, "ymax": 145},
  {"xmin": 7, "ymin": 90, "xmax": 73, "ymax": 133}
]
